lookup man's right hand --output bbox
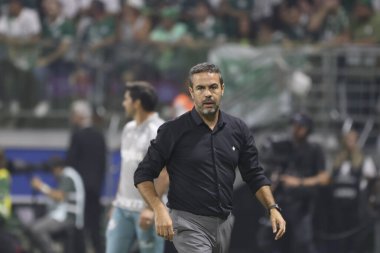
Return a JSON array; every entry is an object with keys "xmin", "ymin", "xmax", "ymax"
[{"xmin": 154, "ymin": 204, "xmax": 174, "ymax": 241}]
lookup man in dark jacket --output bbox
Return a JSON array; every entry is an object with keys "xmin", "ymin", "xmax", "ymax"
[
  {"xmin": 263, "ymin": 113, "xmax": 327, "ymax": 253},
  {"xmin": 67, "ymin": 100, "xmax": 107, "ymax": 253}
]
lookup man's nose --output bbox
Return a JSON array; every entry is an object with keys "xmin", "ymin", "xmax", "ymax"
[{"xmin": 204, "ymin": 88, "xmax": 212, "ymax": 97}]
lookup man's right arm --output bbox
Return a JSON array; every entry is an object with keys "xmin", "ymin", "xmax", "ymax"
[
  {"xmin": 137, "ymin": 181, "xmax": 174, "ymax": 241},
  {"xmin": 134, "ymin": 122, "xmax": 175, "ymax": 240},
  {"xmin": 154, "ymin": 167, "xmax": 169, "ymax": 197}
]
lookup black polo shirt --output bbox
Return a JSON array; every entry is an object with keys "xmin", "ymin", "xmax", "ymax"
[{"xmin": 134, "ymin": 108, "xmax": 270, "ymax": 219}]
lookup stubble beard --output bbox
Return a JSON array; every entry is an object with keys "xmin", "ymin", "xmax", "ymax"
[{"xmin": 201, "ymin": 105, "xmax": 218, "ymax": 116}]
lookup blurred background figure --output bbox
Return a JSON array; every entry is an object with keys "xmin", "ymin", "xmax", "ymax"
[
  {"xmin": 262, "ymin": 113, "xmax": 327, "ymax": 253},
  {"xmin": 187, "ymin": 0, "xmax": 226, "ymax": 45},
  {"xmin": 76, "ymin": 0, "xmax": 117, "ymax": 108},
  {"xmin": 0, "ymin": 148, "xmax": 17, "ymax": 253},
  {"xmin": 350, "ymin": 0, "xmax": 380, "ymax": 44},
  {"xmin": 0, "ymin": 0, "xmax": 40, "ymax": 115},
  {"xmin": 307, "ymin": 0, "xmax": 350, "ymax": 45},
  {"xmin": 33, "ymin": 0, "xmax": 75, "ymax": 117},
  {"xmin": 0, "ymin": 149, "xmax": 12, "ymax": 224},
  {"xmin": 66, "ymin": 100, "xmax": 107, "ymax": 253},
  {"xmin": 106, "ymin": 81, "xmax": 168, "ymax": 253},
  {"xmin": 324, "ymin": 129, "xmax": 377, "ymax": 253},
  {"xmin": 117, "ymin": 0, "xmax": 151, "ymax": 46},
  {"xmin": 28, "ymin": 156, "xmax": 85, "ymax": 253}
]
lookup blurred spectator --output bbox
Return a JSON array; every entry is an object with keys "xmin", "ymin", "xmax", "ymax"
[
  {"xmin": 350, "ymin": 0, "xmax": 380, "ymax": 45},
  {"xmin": 234, "ymin": 14, "xmax": 255, "ymax": 45},
  {"xmin": 324, "ymin": 129, "xmax": 377, "ymax": 253},
  {"xmin": 149, "ymin": 5, "xmax": 189, "ymax": 73},
  {"xmin": 149, "ymin": 5, "xmax": 188, "ymax": 44},
  {"xmin": 115, "ymin": 0, "xmax": 151, "ymax": 66},
  {"xmin": 187, "ymin": 0, "xmax": 226, "ymax": 45},
  {"xmin": 251, "ymin": 0, "xmax": 282, "ymax": 22},
  {"xmin": 218, "ymin": 0, "xmax": 252, "ymax": 39},
  {"xmin": 0, "ymin": 0, "xmax": 40, "ymax": 114},
  {"xmin": 255, "ymin": 17, "xmax": 277, "ymax": 46},
  {"xmin": 33, "ymin": 0, "xmax": 75, "ymax": 117},
  {"xmin": 66, "ymin": 100, "xmax": 107, "ymax": 253},
  {"xmin": 0, "ymin": 149, "xmax": 11, "ymax": 222},
  {"xmin": 0, "ymin": 149, "xmax": 20, "ymax": 253},
  {"xmin": 118, "ymin": 0, "xmax": 151, "ymax": 44},
  {"xmin": 263, "ymin": 113, "xmax": 327, "ymax": 253},
  {"xmin": 79, "ymin": 0, "xmax": 121, "ymax": 15},
  {"xmin": 57, "ymin": 0, "xmax": 79, "ymax": 19},
  {"xmin": 77, "ymin": 0, "xmax": 117, "ymax": 106},
  {"xmin": 307, "ymin": 0, "xmax": 350, "ymax": 45},
  {"xmin": 276, "ymin": 1, "xmax": 312, "ymax": 44},
  {"xmin": 78, "ymin": 0, "xmax": 116, "ymax": 65},
  {"xmin": 28, "ymin": 156, "xmax": 85, "ymax": 253}
]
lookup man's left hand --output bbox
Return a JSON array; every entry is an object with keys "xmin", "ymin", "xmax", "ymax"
[{"xmin": 270, "ymin": 209, "xmax": 286, "ymax": 240}]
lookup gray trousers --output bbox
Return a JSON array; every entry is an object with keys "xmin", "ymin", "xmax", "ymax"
[
  {"xmin": 29, "ymin": 215, "xmax": 73, "ymax": 253},
  {"xmin": 170, "ymin": 209, "xmax": 235, "ymax": 253}
]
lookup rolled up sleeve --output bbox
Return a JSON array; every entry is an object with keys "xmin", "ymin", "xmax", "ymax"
[
  {"xmin": 134, "ymin": 122, "xmax": 174, "ymax": 187},
  {"xmin": 238, "ymin": 122, "xmax": 271, "ymax": 194}
]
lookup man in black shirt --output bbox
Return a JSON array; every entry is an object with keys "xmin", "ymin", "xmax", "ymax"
[
  {"xmin": 67, "ymin": 100, "xmax": 107, "ymax": 253},
  {"xmin": 263, "ymin": 113, "xmax": 326, "ymax": 253},
  {"xmin": 134, "ymin": 62, "xmax": 286, "ymax": 253}
]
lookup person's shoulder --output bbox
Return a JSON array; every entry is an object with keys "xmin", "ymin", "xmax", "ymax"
[
  {"xmin": 124, "ymin": 120, "xmax": 136, "ymax": 129},
  {"xmin": 164, "ymin": 111, "xmax": 192, "ymax": 127},
  {"xmin": 147, "ymin": 117, "xmax": 165, "ymax": 133},
  {"xmin": 222, "ymin": 111, "xmax": 248, "ymax": 129},
  {"xmin": 152, "ymin": 115, "xmax": 165, "ymax": 126}
]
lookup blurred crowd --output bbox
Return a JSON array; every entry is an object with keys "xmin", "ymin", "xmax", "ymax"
[{"xmin": 1, "ymin": 0, "xmax": 380, "ymax": 117}]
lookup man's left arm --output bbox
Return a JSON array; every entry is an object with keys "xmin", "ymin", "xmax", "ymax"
[
  {"xmin": 139, "ymin": 168, "xmax": 169, "ymax": 230},
  {"xmin": 237, "ymin": 121, "xmax": 286, "ymax": 240},
  {"xmin": 31, "ymin": 177, "xmax": 65, "ymax": 202},
  {"xmin": 255, "ymin": 185, "xmax": 286, "ymax": 240},
  {"xmin": 154, "ymin": 167, "xmax": 169, "ymax": 197}
]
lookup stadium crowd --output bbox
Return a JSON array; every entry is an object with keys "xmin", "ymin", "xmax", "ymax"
[{"xmin": 1, "ymin": 0, "xmax": 380, "ymax": 116}]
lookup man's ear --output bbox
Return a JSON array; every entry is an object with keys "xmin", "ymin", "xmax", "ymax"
[{"xmin": 188, "ymin": 86, "xmax": 194, "ymax": 99}]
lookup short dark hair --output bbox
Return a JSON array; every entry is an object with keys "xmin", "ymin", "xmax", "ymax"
[
  {"xmin": 291, "ymin": 112, "xmax": 313, "ymax": 134},
  {"xmin": 46, "ymin": 156, "xmax": 66, "ymax": 171},
  {"xmin": 125, "ymin": 81, "xmax": 158, "ymax": 112},
  {"xmin": 188, "ymin": 62, "xmax": 224, "ymax": 87}
]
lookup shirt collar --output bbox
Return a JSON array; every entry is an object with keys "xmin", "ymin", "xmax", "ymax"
[{"xmin": 190, "ymin": 107, "xmax": 226, "ymax": 128}]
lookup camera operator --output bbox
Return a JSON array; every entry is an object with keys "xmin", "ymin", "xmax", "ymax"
[
  {"xmin": 28, "ymin": 156, "xmax": 85, "ymax": 253},
  {"xmin": 262, "ymin": 113, "xmax": 327, "ymax": 253},
  {"xmin": 325, "ymin": 129, "xmax": 378, "ymax": 253}
]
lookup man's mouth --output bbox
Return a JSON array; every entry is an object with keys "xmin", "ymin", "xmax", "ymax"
[{"xmin": 202, "ymin": 102, "xmax": 215, "ymax": 107}]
